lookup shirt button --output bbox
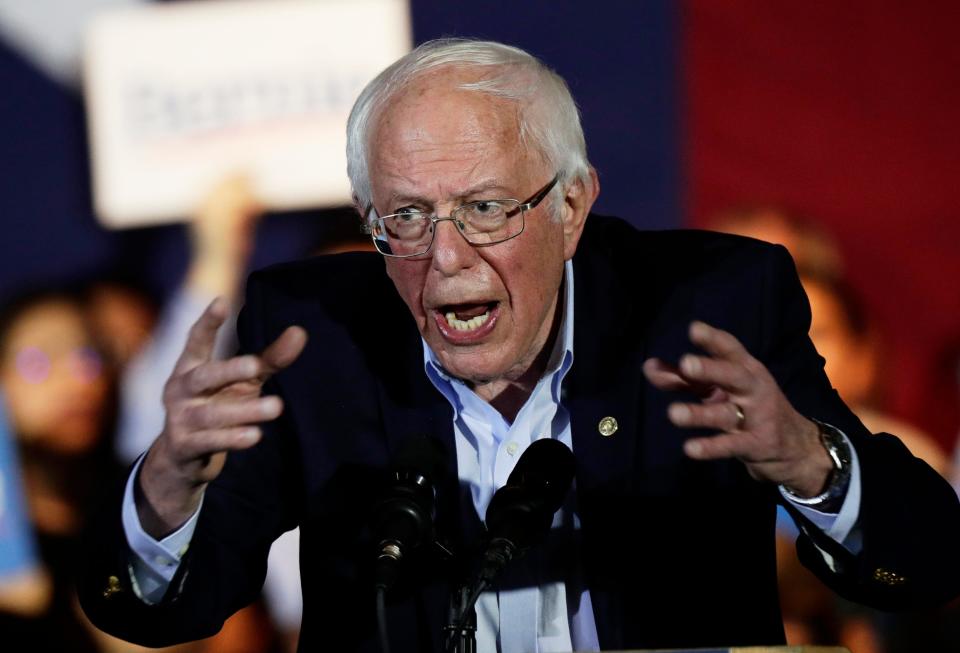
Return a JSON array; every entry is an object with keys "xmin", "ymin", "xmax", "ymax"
[
  {"xmin": 506, "ymin": 442, "xmax": 519, "ymax": 456},
  {"xmin": 154, "ymin": 556, "xmax": 171, "ymax": 567}
]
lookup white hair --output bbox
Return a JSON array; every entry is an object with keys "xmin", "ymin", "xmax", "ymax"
[{"xmin": 345, "ymin": 38, "xmax": 592, "ymax": 214}]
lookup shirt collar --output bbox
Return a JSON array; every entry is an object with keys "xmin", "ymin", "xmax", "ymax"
[{"xmin": 422, "ymin": 260, "xmax": 575, "ymax": 413}]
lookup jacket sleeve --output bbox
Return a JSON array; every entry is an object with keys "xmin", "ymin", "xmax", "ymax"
[
  {"xmin": 760, "ymin": 244, "xmax": 960, "ymax": 611},
  {"xmin": 78, "ymin": 271, "xmax": 303, "ymax": 647}
]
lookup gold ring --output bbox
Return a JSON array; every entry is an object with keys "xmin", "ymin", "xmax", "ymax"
[{"xmin": 732, "ymin": 403, "xmax": 746, "ymax": 430}]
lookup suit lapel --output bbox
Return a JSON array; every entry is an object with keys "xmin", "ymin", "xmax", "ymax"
[{"xmin": 565, "ymin": 220, "xmax": 659, "ymax": 650}]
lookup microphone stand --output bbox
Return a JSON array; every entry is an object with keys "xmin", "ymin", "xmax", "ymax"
[{"xmin": 444, "ymin": 585, "xmax": 477, "ymax": 653}]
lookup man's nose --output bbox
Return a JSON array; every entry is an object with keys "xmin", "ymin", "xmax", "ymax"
[{"xmin": 431, "ymin": 218, "xmax": 478, "ymax": 276}]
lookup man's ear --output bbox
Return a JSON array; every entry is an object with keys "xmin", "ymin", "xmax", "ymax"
[
  {"xmin": 353, "ymin": 194, "xmax": 375, "ymax": 235},
  {"xmin": 560, "ymin": 167, "xmax": 600, "ymax": 260},
  {"xmin": 352, "ymin": 194, "xmax": 367, "ymax": 220}
]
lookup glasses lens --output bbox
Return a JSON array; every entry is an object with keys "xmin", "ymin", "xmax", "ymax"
[
  {"xmin": 456, "ymin": 200, "xmax": 523, "ymax": 245},
  {"xmin": 372, "ymin": 214, "xmax": 432, "ymax": 257}
]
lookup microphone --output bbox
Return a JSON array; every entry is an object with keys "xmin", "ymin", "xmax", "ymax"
[
  {"xmin": 450, "ymin": 438, "xmax": 576, "ymax": 639},
  {"xmin": 372, "ymin": 436, "xmax": 447, "ymax": 591},
  {"xmin": 479, "ymin": 438, "xmax": 576, "ymax": 583}
]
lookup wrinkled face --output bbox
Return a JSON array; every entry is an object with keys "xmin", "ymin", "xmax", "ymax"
[
  {"xmin": 0, "ymin": 300, "xmax": 110, "ymax": 452},
  {"xmin": 369, "ymin": 70, "xmax": 584, "ymax": 386}
]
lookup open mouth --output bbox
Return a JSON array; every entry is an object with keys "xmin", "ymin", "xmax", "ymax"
[
  {"xmin": 442, "ymin": 301, "xmax": 496, "ymax": 330},
  {"xmin": 434, "ymin": 301, "xmax": 500, "ymax": 340}
]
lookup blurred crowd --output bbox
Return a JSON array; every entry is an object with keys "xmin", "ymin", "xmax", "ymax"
[{"xmin": 1, "ymin": 186, "xmax": 960, "ymax": 653}]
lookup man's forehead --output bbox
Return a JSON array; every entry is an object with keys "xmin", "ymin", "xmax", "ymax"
[
  {"xmin": 380, "ymin": 174, "xmax": 514, "ymax": 206},
  {"xmin": 378, "ymin": 79, "xmax": 519, "ymax": 142},
  {"xmin": 369, "ymin": 82, "xmax": 534, "ymax": 193}
]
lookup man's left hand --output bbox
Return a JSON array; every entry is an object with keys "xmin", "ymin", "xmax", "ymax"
[{"xmin": 642, "ymin": 321, "xmax": 832, "ymax": 497}]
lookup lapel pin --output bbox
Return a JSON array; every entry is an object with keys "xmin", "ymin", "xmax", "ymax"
[{"xmin": 598, "ymin": 416, "xmax": 618, "ymax": 437}]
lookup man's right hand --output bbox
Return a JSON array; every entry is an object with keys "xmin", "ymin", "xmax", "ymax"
[{"xmin": 137, "ymin": 298, "xmax": 307, "ymax": 538}]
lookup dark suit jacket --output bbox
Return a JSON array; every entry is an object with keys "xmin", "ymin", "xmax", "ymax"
[{"xmin": 80, "ymin": 215, "xmax": 960, "ymax": 652}]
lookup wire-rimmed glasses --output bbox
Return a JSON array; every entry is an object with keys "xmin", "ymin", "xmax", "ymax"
[{"xmin": 364, "ymin": 173, "xmax": 561, "ymax": 258}]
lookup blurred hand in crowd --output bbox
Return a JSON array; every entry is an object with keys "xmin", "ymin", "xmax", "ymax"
[{"xmin": 187, "ymin": 175, "xmax": 263, "ymax": 303}]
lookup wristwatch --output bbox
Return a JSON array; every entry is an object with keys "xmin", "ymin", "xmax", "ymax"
[{"xmin": 782, "ymin": 419, "xmax": 852, "ymax": 510}]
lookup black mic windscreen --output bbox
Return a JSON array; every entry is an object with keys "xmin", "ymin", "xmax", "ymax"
[
  {"xmin": 506, "ymin": 438, "xmax": 576, "ymax": 512},
  {"xmin": 484, "ymin": 439, "xmax": 575, "ymax": 550},
  {"xmin": 372, "ymin": 436, "xmax": 448, "ymax": 590}
]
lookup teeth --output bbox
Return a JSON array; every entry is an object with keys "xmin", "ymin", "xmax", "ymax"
[{"xmin": 444, "ymin": 310, "xmax": 491, "ymax": 331}]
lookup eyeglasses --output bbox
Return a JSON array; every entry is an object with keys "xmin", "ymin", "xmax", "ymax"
[
  {"xmin": 364, "ymin": 173, "xmax": 561, "ymax": 258},
  {"xmin": 9, "ymin": 345, "xmax": 104, "ymax": 384}
]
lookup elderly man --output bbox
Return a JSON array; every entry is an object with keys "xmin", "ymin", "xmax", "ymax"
[{"xmin": 80, "ymin": 39, "xmax": 960, "ymax": 652}]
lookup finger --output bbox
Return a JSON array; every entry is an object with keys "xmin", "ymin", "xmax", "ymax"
[
  {"xmin": 677, "ymin": 354, "xmax": 751, "ymax": 394},
  {"xmin": 668, "ymin": 401, "xmax": 745, "ymax": 432},
  {"xmin": 182, "ymin": 355, "xmax": 264, "ymax": 396},
  {"xmin": 177, "ymin": 426, "xmax": 263, "ymax": 459},
  {"xmin": 174, "ymin": 298, "xmax": 230, "ymax": 374},
  {"xmin": 702, "ymin": 386, "xmax": 732, "ymax": 405},
  {"xmin": 176, "ymin": 396, "xmax": 283, "ymax": 431},
  {"xmin": 683, "ymin": 432, "xmax": 757, "ymax": 461},
  {"xmin": 688, "ymin": 321, "xmax": 751, "ymax": 363},
  {"xmin": 642, "ymin": 358, "xmax": 694, "ymax": 392},
  {"xmin": 258, "ymin": 326, "xmax": 308, "ymax": 378}
]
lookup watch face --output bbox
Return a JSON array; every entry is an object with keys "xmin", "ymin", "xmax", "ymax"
[
  {"xmin": 816, "ymin": 420, "xmax": 852, "ymax": 468},
  {"xmin": 783, "ymin": 420, "xmax": 851, "ymax": 508},
  {"xmin": 815, "ymin": 421, "xmax": 852, "ymax": 505}
]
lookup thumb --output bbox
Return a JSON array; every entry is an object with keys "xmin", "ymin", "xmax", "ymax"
[{"xmin": 259, "ymin": 326, "xmax": 308, "ymax": 378}]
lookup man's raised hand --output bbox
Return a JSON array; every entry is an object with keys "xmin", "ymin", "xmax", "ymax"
[
  {"xmin": 642, "ymin": 321, "xmax": 832, "ymax": 497},
  {"xmin": 137, "ymin": 298, "xmax": 307, "ymax": 538}
]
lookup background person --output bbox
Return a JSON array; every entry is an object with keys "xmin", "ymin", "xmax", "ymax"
[{"xmin": 0, "ymin": 288, "xmax": 117, "ymax": 652}]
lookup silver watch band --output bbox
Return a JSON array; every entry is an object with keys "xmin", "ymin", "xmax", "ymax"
[{"xmin": 782, "ymin": 419, "xmax": 852, "ymax": 509}]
